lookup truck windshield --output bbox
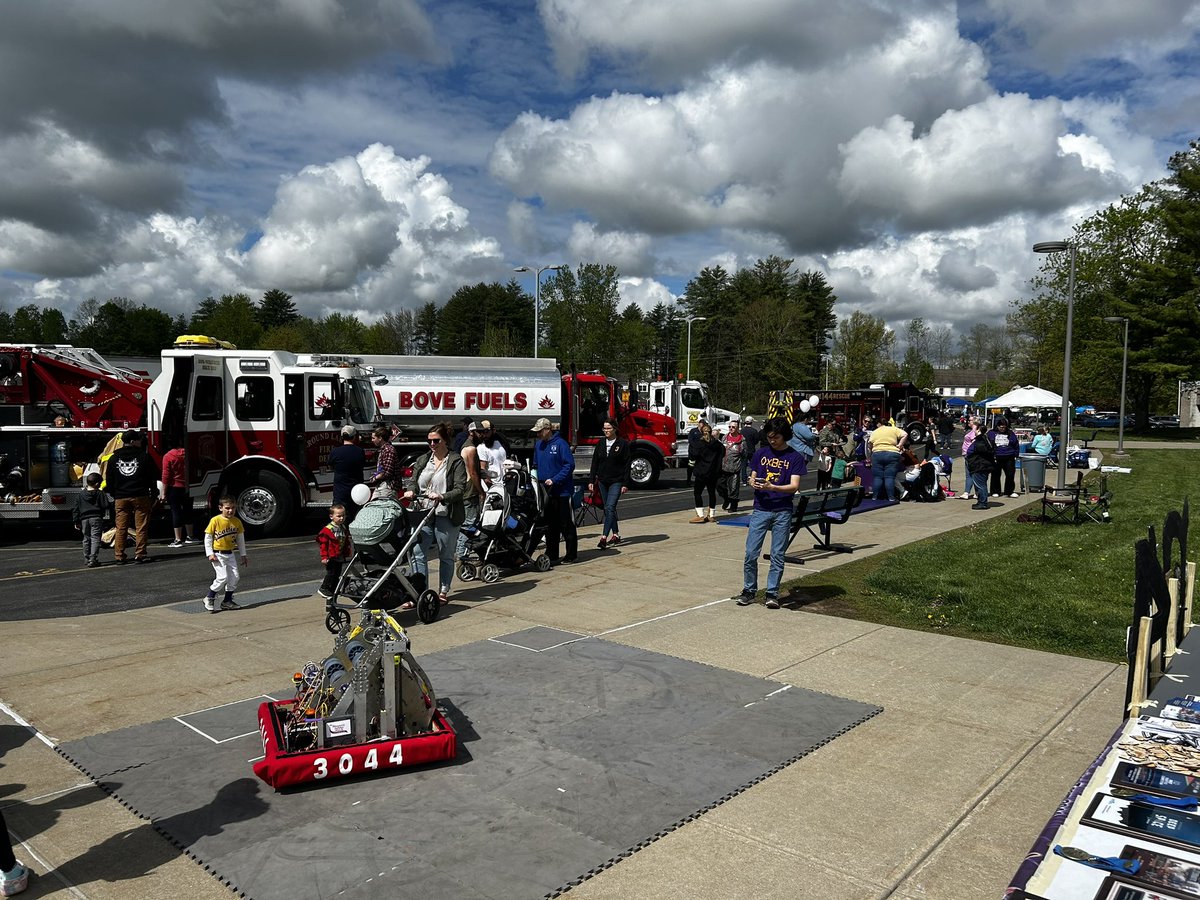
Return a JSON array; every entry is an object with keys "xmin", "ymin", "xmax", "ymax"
[
  {"xmin": 680, "ymin": 387, "xmax": 706, "ymax": 408},
  {"xmin": 343, "ymin": 377, "xmax": 377, "ymax": 424}
]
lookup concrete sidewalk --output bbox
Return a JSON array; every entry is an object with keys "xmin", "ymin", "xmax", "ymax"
[{"xmin": 0, "ymin": 489, "xmax": 1125, "ymax": 899}]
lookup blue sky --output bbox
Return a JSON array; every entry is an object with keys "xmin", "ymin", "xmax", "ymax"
[{"xmin": 1, "ymin": 0, "xmax": 1197, "ymax": 340}]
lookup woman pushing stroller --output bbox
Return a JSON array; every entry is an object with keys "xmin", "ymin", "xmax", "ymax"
[{"xmin": 402, "ymin": 422, "xmax": 470, "ymax": 607}]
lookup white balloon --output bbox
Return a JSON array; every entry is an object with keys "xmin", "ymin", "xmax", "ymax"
[
  {"xmin": 809, "ymin": 395, "xmax": 820, "ymax": 407},
  {"xmin": 799, "ymin": 400, "xmax": 811, "ymax": 413},
  {"xmin": 351, "ymin": 483, "xmax": 372, "ymax": 506}
]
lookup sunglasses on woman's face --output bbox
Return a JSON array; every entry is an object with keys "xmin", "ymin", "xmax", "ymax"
[{"xmin": 427, "ymin": 438, "xmax": 442, "ymax": 444}]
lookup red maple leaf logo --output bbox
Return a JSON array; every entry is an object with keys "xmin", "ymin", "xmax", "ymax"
[{"xmin": 538, "ymin": 395, "xmax": 554, "ymax": 409}]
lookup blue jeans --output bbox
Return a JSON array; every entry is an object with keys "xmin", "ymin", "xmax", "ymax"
[
  {"xmin": 600, "ymin": 482, "xmax": 623, "ymax": 537},
  {"xmin": 743, "ymin": 507, "xmax": 793, "ymax": 595},
  {"xmin": 455, "ymin": 497, "xmax": 480, "ymax": 560},
  {"xmin": 969, "ymin": 471, "xmax": 989, "ymax": 504},
  {"xmin": 414, "ymin": 514, "xmax": 460, "ymax": 594},
  {"xmin": 871, "ymin": 451, "xmax": 902, "ymax": 501}
]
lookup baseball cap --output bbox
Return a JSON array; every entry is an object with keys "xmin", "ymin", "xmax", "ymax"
[
  {"xmin": 531, "ymin": 417, "xmax": 552, "ymax": 432},
  {"xmin": 745, "ymin": 416, "xmax": 754, "ymax": 423},
  {"xmin": 467, "ymin": 421, "xmax": 479, "ymax": 432}
]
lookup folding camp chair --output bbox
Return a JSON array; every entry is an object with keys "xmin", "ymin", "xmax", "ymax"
[
  {"xmin": 1080, "ymin": 474, "xmax": 1113, "ymax": 524},
  {"xmin": 1041, "ymin": 471, "xmax": 1083, "ymax": 525},
  {"xmin": 574, "ymin": 483, "xmax": 605, "ymax": 526}
]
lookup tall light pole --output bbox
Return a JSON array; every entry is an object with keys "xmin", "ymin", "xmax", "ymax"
[
  {"xmin": 1104, "ymin": 315, "xmax": 1130, "ymax": 457},
  {"xmin": 514, "ymin": 264, "xmax": 566, "ymax": 358},
  {"xmin": 1033, "ymin": 240, "xmax": 1077, "ymax": 489},
  {"xmin": 684, "ymin": 315, "xmax": 706, "ymax": 381}
]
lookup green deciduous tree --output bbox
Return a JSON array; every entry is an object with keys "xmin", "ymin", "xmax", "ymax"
[
  {"xmin": 308, "ymin": 313, "xmax": 367, "ymax": 353},
  {"xmin": 541, "ymin": 263, "xmax": 622, "ymax": 369},
  {"xmin": 364, "ymin": 311, "xmax": 415, "ymax": 355},
  {"xmin": 1018, "ymin": 139, "xmax": 1200, "ymax": 426},
  {"xmin": 830, "ymin": 310, "xmax": 894, "ymax": 388}
]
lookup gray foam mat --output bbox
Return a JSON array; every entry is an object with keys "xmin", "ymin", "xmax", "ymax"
[{"xmin": 60, "ymin": 635, "xmax": 880, "ymax": 899}]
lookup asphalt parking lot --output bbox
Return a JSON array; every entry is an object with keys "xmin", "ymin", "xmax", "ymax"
[{"xmin": 0, "ymin": 467, "xmax": 732, "ymax": 620}]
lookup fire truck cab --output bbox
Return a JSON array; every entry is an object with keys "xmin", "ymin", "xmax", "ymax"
[{"xmin": 149, "ymin": 337, "xmax": 379, "ymax": 535}]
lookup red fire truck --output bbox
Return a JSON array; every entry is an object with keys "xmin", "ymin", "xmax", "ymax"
[
  {"xmin": 0, "ymin": 338, "xmax": 379, "ymax": 535},
  {"xmin": 768, "ymin": 382, "xmax": 938, "ymax": 443}
]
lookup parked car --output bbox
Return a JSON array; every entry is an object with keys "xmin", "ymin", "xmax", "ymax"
[
  {"xmin": 1150, "ymin": 415, "xmax": 1180, "ymax": 428},
  {"xmin": 1078, "ymin": 412, "xmax": 1122, "ymax": 428}
]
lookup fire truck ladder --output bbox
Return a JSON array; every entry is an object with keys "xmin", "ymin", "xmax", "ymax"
[{"xmin": 31, "ymin": 346, "xmax": 144, "ymax": 384}]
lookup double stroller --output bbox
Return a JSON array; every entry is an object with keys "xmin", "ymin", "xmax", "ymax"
[
  {"xmin": 457, "ymin": 463, "xmax": 551, "ymax": 584},
  {"xmin": 323, "ymin": 495, "xmax": 441, "ymax": 634}
]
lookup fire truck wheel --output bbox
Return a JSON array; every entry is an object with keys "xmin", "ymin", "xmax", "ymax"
[
  {"xmin": 417, "ymin": 590, "xmax": 440, "ymax": 624},
  {"xmin": 481, "ymin": 563, "xmax": 501, "ymax": 584},
  {"xmin": 627, "ymin": 449, "xmax": 661, "ymax": 489},
  {"xmin": 535, "ymin": 554, "xmax": 552, "ymax": 572},
  {"xmin": 905, "ymin": 423, "xmax": 926, "ymax": 445},
  {"xmin": 456, "ymin": 561, "xmax": 477, "ymax": 582},
  {"xmin": 325, "ymin": 608, "xmax": 351, "ymax": 634},
  {"xmin": 234, "ymin": 470, "xmax": 295, "ymax": 536}
]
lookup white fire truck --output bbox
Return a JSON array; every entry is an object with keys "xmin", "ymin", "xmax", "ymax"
[
  {"xmin": 635, "ymin": 378, "xmax": 739, "ymax": 462},
  {"xmin": 0, "ymin": 338, "xmax": 379, "ymax": 535},
  {"xmin": 363, "ymin": 355, "xmax": 677, "ymax": 487}
]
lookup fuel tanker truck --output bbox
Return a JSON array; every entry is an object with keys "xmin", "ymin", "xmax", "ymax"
[{"xmin": 360, "ymin": 355, "xmax": 676, "ymax": 487}]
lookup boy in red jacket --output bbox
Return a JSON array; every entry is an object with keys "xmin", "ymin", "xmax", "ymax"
[{"xmin": 316, "ymin": 503, "xmax": 353, "ymax": 604}]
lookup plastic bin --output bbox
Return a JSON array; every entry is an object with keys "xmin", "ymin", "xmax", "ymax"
[{"xmin": 1020, "ymin": 454, "xmax": 1048, "ymax": 492}]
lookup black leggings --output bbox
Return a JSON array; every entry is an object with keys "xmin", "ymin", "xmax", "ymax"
[
  {"xmin": 693, "ymin": 474, "xmax": 718, "ymax": 508},
  {"xmin": 990, "ymin": 456, "xmax": 1017, "ymax": 495},
  {"xmin": 0, "ymin": 809, "xmax": 16, "ymax": 872}
]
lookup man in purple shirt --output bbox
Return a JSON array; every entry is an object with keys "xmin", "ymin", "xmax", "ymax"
[{"xmin": 738, "ymin": 417, "xmax": 806, "ymax": 609}]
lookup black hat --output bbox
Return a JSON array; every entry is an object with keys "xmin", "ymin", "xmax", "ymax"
[{"xmin": 122, "ymin": 429, "xmax": 142, "ymax": 443}]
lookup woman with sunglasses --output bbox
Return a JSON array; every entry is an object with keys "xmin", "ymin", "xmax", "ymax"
[{"xmin": 403, "ymin": 422, "xmax": 469, "ymax": 607}]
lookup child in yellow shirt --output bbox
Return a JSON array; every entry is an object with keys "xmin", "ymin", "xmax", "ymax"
[{"xmin": 203, "ymin": 496, "xmax": 249, "ymax": 612}]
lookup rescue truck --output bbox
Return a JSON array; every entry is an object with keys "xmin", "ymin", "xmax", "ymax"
[
  {"xmin": 0, "ymin": 337, "xmax": 379, "ymax": 535},
  {"xmin": 768, "ymin": 382, "xmax": 939, "ymax": 444},
  {"xmin": 362, "ymin": 355, "xmax": 677, "ymax": 487}
]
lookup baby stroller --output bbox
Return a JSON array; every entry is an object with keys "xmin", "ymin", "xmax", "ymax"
[
  {"xmin": 324, "ymin": 493, "xmax": 441, "ymax": 634},
  {"xmin": 457, "ymin": 463, "xmax": 551, "ymax": 584}
]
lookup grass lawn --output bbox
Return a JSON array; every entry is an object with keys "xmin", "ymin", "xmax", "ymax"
[
  {"xmin": 779, "ymin": 448, "xmax": 1196, "ymax": 662},
  {"xmin": 1077, "ymin": 427, "xmax": 1200, "ymax": 442}
]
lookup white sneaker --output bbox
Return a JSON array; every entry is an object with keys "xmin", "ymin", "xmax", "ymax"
[
  {"xmin": 1009, "ymin": 493, "xmax": 1020, "ymax": 498},
  {"xmin": 991, "ymin": 493, "xmax": 1000, "ymax": 497},
  {"xmin": 1, "ymin": 862, "xmax": 29, "ymax": 896},
  {"xmin": 168, "ymin": 540, "xmax": 184, "ymax": 548},
  {"xmin": 203, "ymin": 596, "xmax": 216, "ymax": 612}
]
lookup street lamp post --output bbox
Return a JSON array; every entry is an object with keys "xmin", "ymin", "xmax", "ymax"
[
  {"xmin": 1032, "ymin": 240, "xmax": 1077, "ymax": 490},
  {"xmin": 514, "ymin": 264, "xmax": 566, "ymax": 358},
  {"xmin": 684, "ymin": 315, "xmax": 706, "ymax": 381},
  {"xmin": 1104, "ymin": 315, "xmax": 1130, "ymax": 457}
]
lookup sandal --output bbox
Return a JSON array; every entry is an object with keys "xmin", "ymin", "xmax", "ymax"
[
  {"xmin": 439, "ymin": 592, "xmax": 449, "ymax": 605},
  {"xmin": 398, "ymin": 601, "xmax": 415, "ymax": 611}
]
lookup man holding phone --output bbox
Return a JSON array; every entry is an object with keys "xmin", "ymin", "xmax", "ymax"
[{"xmin": 738, "ymin": 417, "xmax": 805, "ymax": 609}]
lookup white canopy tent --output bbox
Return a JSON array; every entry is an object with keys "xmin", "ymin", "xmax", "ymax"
[{"xmin": 987, "ymin": 385, "xmax": 1068, "ymax": 409}]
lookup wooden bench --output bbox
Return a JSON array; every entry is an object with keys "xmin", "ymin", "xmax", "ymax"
[{"xmin": 763, "ymin": 486, "xmax": 864, "ymax": 564}]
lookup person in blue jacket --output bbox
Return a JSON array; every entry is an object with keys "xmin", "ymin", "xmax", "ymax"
[{"xmin": 532, "ymin": 417, "xmax": 578, "ymax": 564}]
